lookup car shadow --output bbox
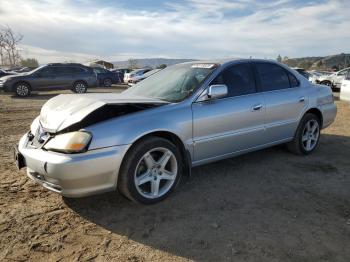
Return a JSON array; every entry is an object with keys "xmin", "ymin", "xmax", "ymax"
[{"xmin": 64, "ymin": 134, "xmax": 350, "ymax": 261}]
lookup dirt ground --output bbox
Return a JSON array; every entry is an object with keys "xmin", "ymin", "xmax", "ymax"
[{"xmin": 0, "ymin": 88, "xmax": 350, "ymax": 262}]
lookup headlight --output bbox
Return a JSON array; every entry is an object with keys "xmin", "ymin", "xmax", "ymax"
[{"xmin": 44, "ymin": 131, "xmax": 92, "ymax": 153}]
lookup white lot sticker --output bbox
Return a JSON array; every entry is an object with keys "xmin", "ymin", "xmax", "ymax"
[{"xmin": 191, "ymin": 64, "xmax": 216, "ymax": 69}]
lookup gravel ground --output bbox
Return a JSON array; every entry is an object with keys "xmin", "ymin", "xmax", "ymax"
[{"xmin": 0, "ymin": 89, "xmax": 350, "ymax": 262}]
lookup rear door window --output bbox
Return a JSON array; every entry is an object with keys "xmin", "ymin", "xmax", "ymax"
[
  {"xmin": 211, "ymin": 63, "xmax": 256, "ymax": 97},
  {"xmin": 255, "ymin": 62, "xmax": 291, "ymax": 91}
]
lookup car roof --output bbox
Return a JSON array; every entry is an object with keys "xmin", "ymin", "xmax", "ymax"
[{"xmin": 180, "ymin": 58, "xmax": 285, "ymax": 67}]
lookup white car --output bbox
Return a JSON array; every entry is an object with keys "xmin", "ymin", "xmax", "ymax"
[
  {"xmin": 123, "ymin": 68, "xmax": 152, "ymax": 84},
  {"xmin": 340, "ymin": 72, "xmax": 350, "ymax": 101},
  {"xmin": 128, "ymin": 69, "xmax": 162, "ymax": 86},
  {"xmin": 317, "ymin": 67, "xmax": 350, "ymax": 90}
]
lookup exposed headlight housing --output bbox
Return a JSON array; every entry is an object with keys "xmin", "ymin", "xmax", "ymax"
[{"xmin": 44, "ymin": 131, "xmax": 92, "ymax": 153}]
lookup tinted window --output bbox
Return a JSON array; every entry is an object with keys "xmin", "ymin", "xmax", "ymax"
[
  {"xmin": 211, "ymin": 63, "xmax": 256, "ymax": 97},
  {"xmin": 288, "ymin": 72, "xmax": 299, "ymax": 87},
  {"xmin": 38, "ymin": 67, "xmax": 56, "ymax": 76},
  {"xmin": 256, "ymin": 63, "xmax": 291, "ymax": 91}
]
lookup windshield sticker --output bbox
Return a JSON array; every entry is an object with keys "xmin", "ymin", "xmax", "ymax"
[{"xmin": 191, "ymin": 64, "xmax": 216, "ymax": 69}]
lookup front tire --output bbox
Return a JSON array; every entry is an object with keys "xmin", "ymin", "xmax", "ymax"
[
  {"xmin": 14, "ymin": 82, "xmax": 31, "ymax": 97},
  {"xmin": 72, "ymin": 81, "xmax": 87, "ymax": 93},
  {"xmin": 118, "ymin": 137, "xmax": 182, "ymax": 204},
  {"xmin": 287, "ymin": 113, "xmax": 321, "ymax": 155}
]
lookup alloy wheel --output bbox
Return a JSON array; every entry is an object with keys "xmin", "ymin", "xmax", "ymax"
[
  {"xmin": 134, "ymin": 147, "xmax": 178, "ymax": 199},
  {"xmin": 16, "ymin": 84, "xmax": 29, "ymax": 96},
  {"xmin": 74, "ymin": 83, "xmax": 86, "ymax": 93},
  {"xmin": 301, "ymin": 119, "xmax": 320, "ymax": 151}
]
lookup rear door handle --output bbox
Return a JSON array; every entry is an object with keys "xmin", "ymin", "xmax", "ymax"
[
  {"xmin": 251, "ymin": 104, "xmax": 263, "ymax": 111},
  {"xmin": 299, "ymin": 96, "xmax": 305, "ymax": 102}
]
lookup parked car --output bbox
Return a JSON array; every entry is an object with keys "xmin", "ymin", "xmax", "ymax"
[
  {"xmin": 0, "ymin": 68, "xmax": 16, "ymax": 78},
  {"xmin": 340, "ymin": 71, "xmax": 350, "ymax": 102},
  {"xmin": 15, "ymin": 59, "xmax": 336, "ymax": 204},
  {"xmin": 128, "ymin": 69, "xmax": 162, "ymax": 86},
  {"xmin": 292, "ymin": 67, "xmax": 311, "ymax": 80},
  {"xmin": 308, "ymin": 71, "xmax": 332, "ymax": 84},
  {"xmin": 316, "ymin": 67, "xmax": 350, "ymax": 90},
  {"xmin": 0, "ymin": 63, "xmax": 97, "ymax": 96},
  {"xmin": 92, "ymin": 67, "xmax": 122, "ymax": 87},
  {"xmin": 123, "ymin": 68, "xmax": 152, "ymax": 83}
]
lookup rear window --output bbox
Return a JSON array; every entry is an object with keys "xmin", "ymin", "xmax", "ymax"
[{"xmin": 255, "ymin": 62, "xmax": 292, "ymax": 91}]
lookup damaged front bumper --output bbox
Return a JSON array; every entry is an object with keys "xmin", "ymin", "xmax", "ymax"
[{"xmin": 17, "ymin": 132, "xmax": 130, "ymax": 197}]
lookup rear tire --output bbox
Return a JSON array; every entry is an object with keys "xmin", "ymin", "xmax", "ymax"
[
  {"xmin": 14, "ymin": 82, "xmax": 31, "ymax": 97},
  {"xmin": 118, "ymin": 137, "xmax": 182, "ymax": 204},
  {"xmin": 72, "ymin": 81, "xmax": 87, "ymax": 93},
  {"xmin": 287, "ymin": 113, "xmax": 321, "ymax": 155}
]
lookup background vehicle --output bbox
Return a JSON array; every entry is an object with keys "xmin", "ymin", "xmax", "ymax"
[
  {"xmin": 0, "ymin": 68, "xmax": 16, "ymax": 78},
  {"xmin": 292, "ymin": 67, "xmax": 311, "ymax": 80},
  {"xmin": 0, "ymin": 63, "xmax": 97, "ymax": 97},
  {"xmin": 316, "ymin": 67, "xmax": 350, "ymax": 90},
  {"xmin": 92, "ymin": 67, "xmax": 122, "ymax": 87},
  {"xmin": 16, "ymin": 59, "xmax": 336, "ymax": 204},
  {"xmin": 111, "ymin": 68, "xmax": 131, "ymax": 81},
  {"xmin": 128, "ymin": 68, "xmax": 162, "ymax": 86},
  {"xmin": 123, "ymin": 68, "xmax": 152, "ymax": 83},
  {"xmin": 340, "ymin": 71, "xmax": 350, "ymax": 101}
]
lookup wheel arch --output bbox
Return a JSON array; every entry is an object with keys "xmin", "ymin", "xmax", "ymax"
[
  {"xmin": 304, "ymin": 107, "xmax": 323, "ymax": 128},
  {"xmin": 12, "ymin": 80, "xmax": 32, "ymax": 92},
  {"xmin": 73, "ymin": 79, "xmax": 88, "ymax": 88},
  {"xmin": 124, "ymin": 130, "xmax": 192, "ymax": 177}
]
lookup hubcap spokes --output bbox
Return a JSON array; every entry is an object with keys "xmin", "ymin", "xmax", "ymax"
[
  {"xmin": 75, "ymin": 83, "xmax": 86, "ymax": 93},
  {"xmin": 302, "ymin": 119, "xmax": 319, "ymax": 151},
  {"xmin": 17, "ymin": 85, "xmax": 28, "ymax": 96},
  {"xmin": 134, "ymin": 147, "xmax": 177, "ymax": 199}
]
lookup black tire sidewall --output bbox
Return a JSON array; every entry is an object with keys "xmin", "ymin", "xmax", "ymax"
[
  {"xmin": 297, "ymin": 113, "xmax": 321, "ymax": 155},
  {"xmin": 119, "ymin": 137, "xmax": 183, "ymax": 204}
]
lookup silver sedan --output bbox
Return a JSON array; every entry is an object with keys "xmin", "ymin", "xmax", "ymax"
[{"xmin": 15, "ymin": 59, "xmax": 337, "ymax": 204}]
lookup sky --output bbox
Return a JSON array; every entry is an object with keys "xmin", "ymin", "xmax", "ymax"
[{"xmin": 0, "ymin": 0, "xmax": 349, "ymax": 63}]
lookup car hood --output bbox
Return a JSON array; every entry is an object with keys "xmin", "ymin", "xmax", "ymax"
[{"xmin": 39, "ymin": 93, "xmax": 168, "ymax": 133}]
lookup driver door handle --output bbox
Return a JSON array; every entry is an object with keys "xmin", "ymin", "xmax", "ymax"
[
  {"xmin": 299, "ymin": 96, "xmax": 305, "ymax": 102},
  {"xmin": 251, "ymin": 104, "xmax": 263, "ymax": 111}
]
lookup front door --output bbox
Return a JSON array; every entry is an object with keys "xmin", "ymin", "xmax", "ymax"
[{"xmin": 192, "ymin": 62, "xmax": 266, "ymax": 163}]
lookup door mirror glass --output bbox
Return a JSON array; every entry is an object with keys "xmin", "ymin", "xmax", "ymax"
[{"xmin": 207, "ymin": 84, "xmax": 228, "ymax": 100}]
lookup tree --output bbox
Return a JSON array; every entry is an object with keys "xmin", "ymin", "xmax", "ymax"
[
  {"xmin": 0, "ymin": 26, "xmax": 23, "ymax": 67},
  {"xmin": 276, "ymin": 55, "xmax": 282, "ymax": 63},
  {"xmin": 283, "ymin": 56, "xmax": 289, "ymax": 61},
  {"xmin": 128, "ymin": 58, "xmax": 138, "ymax": 69},
  {"xmin": 156, "ymin": 64, "xmax": 167, "ymax": 69},
  {"xmin": 20, "ymin": 58, "xmax": 39, "ymax": 68}
]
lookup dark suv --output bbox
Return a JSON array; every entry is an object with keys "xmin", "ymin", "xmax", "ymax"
[{"xmin": 0, "ymin": 63, "xmax": 97, "ymax": 97}]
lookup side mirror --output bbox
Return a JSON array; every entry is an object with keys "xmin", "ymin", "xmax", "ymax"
[{"xmin": 207, "ymin": 84, "xmax": 228, "ymax": 100}]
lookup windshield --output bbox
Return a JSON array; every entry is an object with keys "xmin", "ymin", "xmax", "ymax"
[
  {"xmin": 123, "ymin": 63, "xmax": 217, "ymax": 102},
  {"xmin": 27, "ymin": 65, "xmax": 46, "ymax": 74}
]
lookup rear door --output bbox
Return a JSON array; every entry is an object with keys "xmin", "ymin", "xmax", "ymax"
[
  {"xmin": 254, "ymin": 62, "xmax": 307, "ymax": 142},
  {"xmin": 192, "ymin": 62, "xmax": 266, "ymax": 162}
]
